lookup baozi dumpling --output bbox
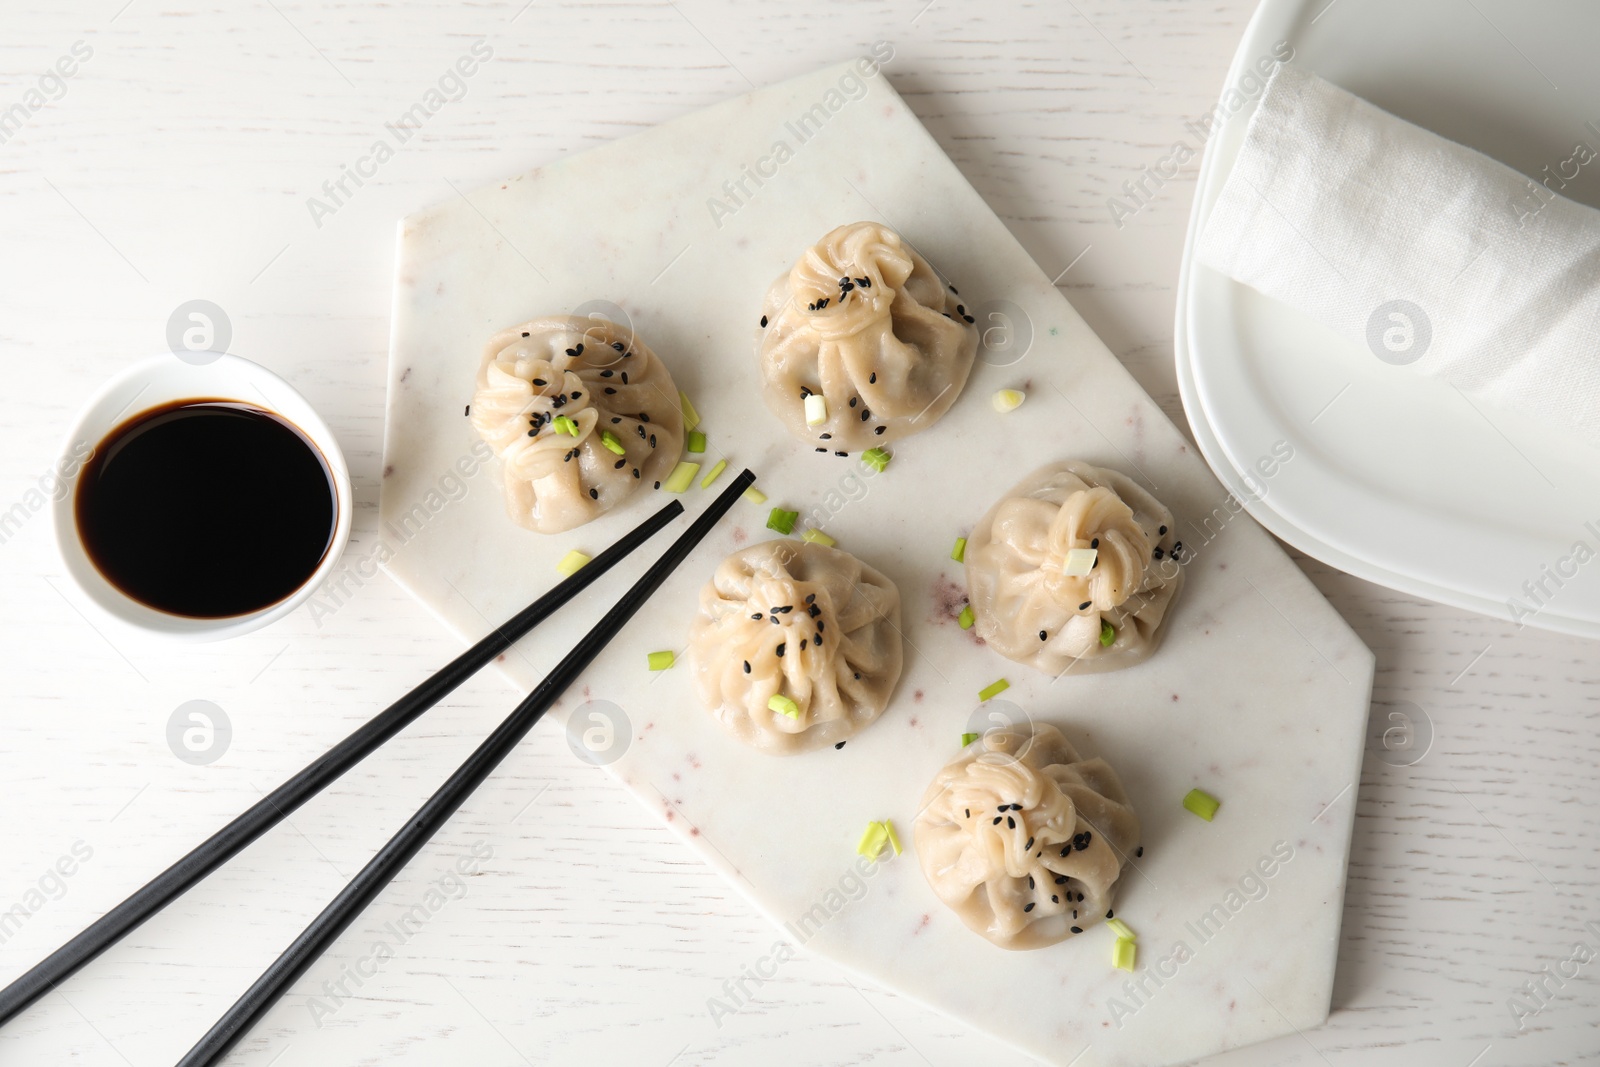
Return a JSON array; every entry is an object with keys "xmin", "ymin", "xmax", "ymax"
[
  {"xmin": 688, "ymin": 541, "xmax": 903, "ymax": 754},
  {"xmin": 470, "ymin": 316, "xmax": 683, "ymax": 534},
  {"xmin": 914, "ymin": 723, "xmax": 1140, "ymax": 950},
  {"xmin": 965, "ymin": 460, "xmax": 1183, "ymax": 675},
  {"xmin": 757, "ymin": 222, "xmax": 978, "ymax": 452}
]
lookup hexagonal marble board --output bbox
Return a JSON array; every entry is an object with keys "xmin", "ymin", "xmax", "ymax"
[{"xmin": 379, "ymin": 59, "xmax": 1374, "ymax": 1067}]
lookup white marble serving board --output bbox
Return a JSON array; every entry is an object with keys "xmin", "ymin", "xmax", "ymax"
[{"xmin": 379, "ymin": 60, "xmax": 1374, "ymax": 1067}]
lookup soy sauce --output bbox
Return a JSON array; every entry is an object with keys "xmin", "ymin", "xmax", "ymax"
[{"xmin": 76, "ymin": 400, "xmax": 336, "ymax": 618}]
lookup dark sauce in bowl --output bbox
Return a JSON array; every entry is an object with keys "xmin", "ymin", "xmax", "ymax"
[{"xmin": 75, "ymin": 400, "xmax": 337, "ymax": 618}]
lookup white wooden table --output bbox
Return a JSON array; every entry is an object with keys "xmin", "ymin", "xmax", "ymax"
[{"xmin": 2, "ymin": 3, "xmax": 1595, "ymax": 1064}]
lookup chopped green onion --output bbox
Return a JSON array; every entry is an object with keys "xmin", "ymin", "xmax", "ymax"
[
  {"xmin": 951, "ymin": 536, "xmax": 967, "ymax": 563},
  {"xmin": 766, "ymin": 507, "xmax": 798, "ymax": 535},
  {"xmin": 857, "ymin": 820, "xmax": 889, "ymax": 859},
  {"xmin": 599, "ymin": 430, "xmax": 626, "ymax": 456},
  {"xmin": 958, "ymin": 605, "xmax": 975, "ymax": 630},
  {"xmin": 978, "ymin": 678, "xmax": 1009, "ymax": 702},
  {"xmin": 662, "ymin": 461, "xmax": 699, "ymax": 493},
  {"xmin": 1062, "ymin": 547, "xmax": 1097, "ymax": 576},
  {"xmin": 801, "ymin": 528, "xmax": 836, "ymax": 547},
  {"xmin": 883, "ymin": 819, "xmax": 902, "ymax": 856},
  {"xmin": 679, "ymin": 391, "xmax": 700, "ymax": 431},
  {"xmin": 1113, "ymin": 937, "xmax": 1137, "ymax": 972},
  {"xmin": 743, "ymin": 485, "xmax": 768, "ymax": 505},
  {"xmin": 699, "ymin": 459, "xmax": 727, "ymax": 488},
  {"xmin": 552, "ymin": 414, "xmax": 579, "ymax": 436},
  {"xmin": 555, "ymin": 550, "xmax": 590, "ymax": 577},
  {"xmin": 861, "ymin": 447, "xmax": 891, "ymax": 472},
  {"xmin": 991, "ymin": 388, "xmax": 1026, "ymax": 413},
  {"xmin": 768, "ymin": 693, "xmax": 800, "ymax": 719},
  {"xmin": 804, "ymin": 393, "xmax": 828, "ymax": 426},
  {"xmin": 1183, "ymin": 787, "xmax": 1220, "ymax": 822},
  {"xmin": 1106, "ymin": 918, "xmax": 1136, "ymax": 941},
  {"xmin": 686, "ymin": 430, "xmax": 706, "ymax": 454},
  {"xmin": 647, "ymin": 650, "xmax": 675, "ymax": 671},
  {"xmin": 1099, "ymin": 620, "xmax": 1116, "ymax": 647},
  {"xmin": 960, "ymin": 732, "xmax": 980, "ymax": 747}
]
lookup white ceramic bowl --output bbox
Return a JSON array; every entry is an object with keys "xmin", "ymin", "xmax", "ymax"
[{"xmin": 51, "ymin": 353, "xmax": 352, "ymax": 641}]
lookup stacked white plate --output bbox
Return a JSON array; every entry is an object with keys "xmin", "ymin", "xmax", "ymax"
[{"xmin": 1176, "ymin": 0, "xmax": 1600, "ymax": 638}]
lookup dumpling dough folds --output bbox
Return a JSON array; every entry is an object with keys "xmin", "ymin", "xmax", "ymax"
[
  {"xmin": 914, "ymin": 723, "xmax": 1140, "ymax": 950},
  {"xmin": 965, "ymin": 460, "xmax": 1183, "ymax": 675},
  {"xmin": 758, "ymin": 222, "xmax": 978, "ymax": 452},
  {"xmin": 470, "ymin": 316, "xmax": 683, "ymax": 534},
  {"xmin": 689, "ymin": 541, "xmax": 903, "ymax": 754}
]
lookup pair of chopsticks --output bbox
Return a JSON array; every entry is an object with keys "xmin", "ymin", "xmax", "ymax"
[{"xmin": 0, "ymin": 467, "xmax": 754, "ymax": 1065}]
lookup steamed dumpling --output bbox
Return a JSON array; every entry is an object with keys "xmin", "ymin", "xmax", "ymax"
[
  {"xmin": 471, "ymin": 316, "xmax": 683, "ymax": 533},
  {"xmin": 757, "ymin": 222, "xmax": 978, "ymax": 452},
  {"xmin": 914, "ymin": 723, "xmax": 1140, "ymax": 950},
  {"xmin": 965, "ymin": 460, "xmax": 1183, "ymax": 675},
  {"xmin": 688, "ymin": 541, "xmax": 903, "ymax": 754}
]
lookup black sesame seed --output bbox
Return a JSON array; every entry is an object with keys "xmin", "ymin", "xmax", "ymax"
[
  {"xmin": 464, "ymin": 405, "xmax": 470, "ymax": 416},
  {"xmin": 860, "ymin": 410, "xmax": 870, "ymax": 422},
  {"xmin": 806, "ymin": 593, "xmax": 816, "ymax": 604},
  {"xmin": 1024, "ymin": 902, "xmax": 1035, "ymax": 913},
  {"xmin": 965, "ymin": 808, "xmax": 971, "ymax": 818},
  {"xmin": 637, "ymin": 411, "xmax": 647, "ymax": 422},
  {"xmin": 604, "ymin": 387, "xmax": 617, "ymax": 394},
  {"xmin": 1078, "ymin": 892, "xmax": 1085, "ymax": 901},
  {"xmin": 800, "ymin": 386, "xmax": 812, "ymax": 397},
  {"xmin": 1052, "ymin": 895, "xmax": 1059, "ymax": 904},
  {"xmin": 869, "ymin": 372, "xmax": 877, "ymax": 384},
  {"xmin": 611, "ymin": 416, "xmax": 621, "ymax": 423},
  {"xmin": 752, "ymin": 613, "xmax": 763, "ymax": 620},
  {"xmin": 760, "ymin": 315, "xmax": 768, "ymax": 327},
  {"xmin": 526, "ymin": 429, "xmax": 537, "ymax": 437},
  {"xmin": 1107, "ymin": 909, "xmax": 1114, "ymax": 919},
  {"xmin": 743, "ymin": 660, "xmax": 751, "ymax": 674},
  {"xmin": 853, "ymin": 672, "xmax": 861, "ymax": 680},
  {"xmin": 614, "ymin": 458, "xmax": 626, "ymax": 470},
  {"xmin": 1153, "ymin": 547, "xmax": 1164, "ymax": 560},
  {"xmin": 1007, "ymin": 816, "xmax": 1016, "ymax": 829},
  {"xmin": 1039, "ymin": 630, "xmax": 1047, "ymax": 641},
  {"xmin": 858, "ymin": 277, "xmax": 871, "ymax": 288},
  {"xmin": 612, "ymin": 341, "xmax": 624, "ymax": 351},
  {"xmin": 521, "ymin": 331, "xmax": 530, "ymax": 337},
  {"xmin": 588, "ymin": 487, "xmax": 598, "ymax": 500},
  {"xmin": 950, "ymin": 284, "xmax": 959, "ymax": 294},
  {"xmin": 816, "ymin": 447, "xmax": 827, "ymax": 453},
  {"xmin": 532, "ymin": 378, "xmax": 547, "ymax": 386},
  {"xmin": 1136, "ymin": 846, "xmax": 1144, "ymax": 858},
  {"xmin": 1027, "ymin": 876, "xmax": 1035, "ymax": 888},
  {"xmin": 998, "ymin": 805, "xmax": 1007, "ymax": 813},
  {"xmin": 637, "ymin": 426, "xmax": 646, "ymax": 438},
  {"xmin": 820, "ymin": 433, "xmax": 832, "ymax": 440},
  {"xmin": 1079, "ymin": 601, "xmax": 1091, "ymax": 611},
  {"xmin": 632, "ymin": 468, "xmax": 640, "ymax": 478},
  {"xmin": 799, "ymin": 639, "xmax": 807, "ymax": 651},
  {"xmin": 1060, "ymin": 846, "xmax": 1071, "ymax": 857},
  {"xmin": 1070, "ymin": 926, "xmax": 1082, "ymax": 934},
  {"xmin": 1054, "ymin": 875, "xmax": 1067, "ymax": 884},
  {"xmin": 1159, "ymin": 525, "xmax": 1168, "ymax": 535},
  {"xmin": 956, "ymin": 305, "xmax": 965, "ymax": 315},
  {"xmin": 621, "ymin": 373, "xmax": 629, "ymax": 384},
  {"xmin": 601, "ymin": 369, "xmax": 613, "ymax": 377},
  {"xmin": 963, "ymin": 314, "xmax": 975, "ymax": 323},
  {"xmin": 874, "ymin": 426, "xmax": 886, "ymax": 435},
  {"xmin": 849, "ymin": 397, "xmax": 858, "ymax": 408},
  {"xmin": 1073, "ymin": 831, "xmax": 1092, "ymax": 850},
  {"xmin": 835, "ymin": 741, "xmax": 845, "ymax": 749},
  {"xmin": 571, "ymin": 391, "xmax": 581, "ymax": 399},
  {"xmin": 649, "ymin": 434, "xmax": 656, "ymax": 447},
  {"xmin": 835, "ymin": 451, "xmax": 847, "ymax": 457},
  {"xmin": 993, "ymin": 817, "xmax": 1002, "ymax": 825},
  {"xmin": 775, "ymin": 643, "xmax": 786, "ymax": 657},
  {"xmin": 653, "ymin": 481, "xmax": 661, "ymax": 489},
  {"xmin": 1024, "ymin": 837, "xmax": 1034, "ymax": 850},
  {"xmin": 1091, "ymin": 538, "xmax": 1099, "ymax": 548}
]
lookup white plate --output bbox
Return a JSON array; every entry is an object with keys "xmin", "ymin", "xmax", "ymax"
[{"xmin": 1176, "ymin": 0, "xmax": 1600, "ymax": 639}]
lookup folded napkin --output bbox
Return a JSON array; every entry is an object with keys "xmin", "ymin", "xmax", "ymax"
[{"xmin": 1197, "ymin": 63, "xmax": 1600, "ymax": 447}]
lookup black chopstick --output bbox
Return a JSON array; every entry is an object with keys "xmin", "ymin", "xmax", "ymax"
[
  {"xmin": 0, "ymin": 498, "xmax": 685, "ymax": 1030},
  {"xmin": 177, "ymin": 469, "xmax": 753, "ymax": 1067}
]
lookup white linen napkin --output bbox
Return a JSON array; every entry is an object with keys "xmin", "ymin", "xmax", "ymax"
[{"xmin": 1196, "ymin": 63, "xmax": 1600, "ymax": 447}]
